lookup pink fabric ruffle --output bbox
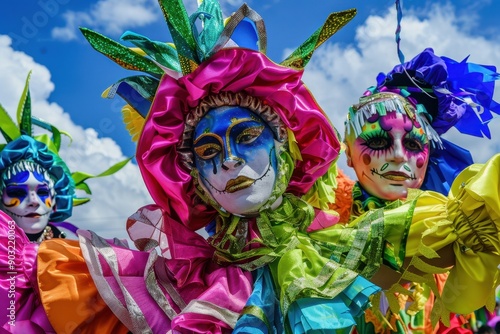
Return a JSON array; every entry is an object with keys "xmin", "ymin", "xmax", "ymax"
[
  {"xmin": 0, "ymin": 210, "xmax": 54, "ymax": 333},
  {"xmin": 80, "ymin": 205, "xmax": 253, "ymax": 333},
  {"xmin": 137, "ymin": 48, "xmax": 341, "ymax": 231}
]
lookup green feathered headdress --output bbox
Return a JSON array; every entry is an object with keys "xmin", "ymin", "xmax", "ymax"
[
  {"xmin": 80, "ymin": 0, "xmax": 356, "ymax": 144},
  {"xmin": 0, "ymin": 71, "xmax": 131, "ymax": 221},
  {"xmin": 81, "ymin": 0, "xmax": 356, "ymax": 212}
]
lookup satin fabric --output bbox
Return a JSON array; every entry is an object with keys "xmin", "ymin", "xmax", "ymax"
[
  {"xmin": 234, "ymin": 267, "xmax": 285, "ymax": 333},
  {"xmin": 421, "ymin": 138, "xmax": 474, "ymax": 196},
  {"xmin": 34, "ymin": 195, "xmax": 390, "ymax": 333},
  {"xmin": 9, "ymin": 154, "xmax": 500, "ymax": 333},
  {"xmin": 39, "ymin": 221, "xmax": 254, "ymax": 333},
  {"xmin": 344, "ymin": 154, "xmax": 500, "ymax": 332},
  {"xmin": 0, "ymin": 210, "xmax": 54, "ymax": 333},
  {"xmin": 377, "ymin": 48, "xmax": 500, "ymax": 138},
  {"xmin": 136, "ymin": 48, "xmax": 340, "ymax": 231},
  {"xmin": 36, "ymin": 238, "xmax": 129, "ymax": 334},
  {"xmin": 399, "ymin": 153, "xmax": 500, "ymax": 315},
  {"xmin": 108, "ymin": 195, "xmax": 393, "ymax": 332}
]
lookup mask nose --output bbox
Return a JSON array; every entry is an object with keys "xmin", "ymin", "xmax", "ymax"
[
  {"xmin": 390, "ymin": 140, "xmax": 408, "ymax": 163},
  {"xmin": 221, "ymin": 156, "xmax": 244, "ymax": 170},
  {"xmin": 26, "ymin": 190, "xmax": 41, "ymax": 207}
]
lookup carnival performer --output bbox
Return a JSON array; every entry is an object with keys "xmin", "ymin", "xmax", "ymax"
[
  {"xmin": 5, "ymin": 1, "xmax": 500, "ymax": 333},
  {"xmin": 337, "ymin": 48, "xmax": 500, "ymax": 333},
  {"xmin": 0, "ymin": 72, "xmax": 131, "ymax": 333}
]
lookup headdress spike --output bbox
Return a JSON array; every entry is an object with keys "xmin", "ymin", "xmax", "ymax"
[
  {"xmin": 281, "ymin": 8, "xmax": 356, "ymax": 70},
  {"xmin": 17, "ymin": 71, "xmax": 33, "ymax": 137},
  {"xmin": 0, "ymin": 105, "xmax": 20, "ymax": 143},
  {"xmin": 80, "ymin": 27, "xmax": 164, "ymax": 77},
  {"xmin": 159, "ymin": 0, "xmax": 199, "ymax": 74}
]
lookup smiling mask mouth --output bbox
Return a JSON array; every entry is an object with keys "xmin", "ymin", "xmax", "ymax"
[{"xmin": 3, "ymin": 208, "xmax": 50, "ymax": 219}]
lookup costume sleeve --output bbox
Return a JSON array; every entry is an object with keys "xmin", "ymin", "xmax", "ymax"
[
  {"xmin": 0, "ymin": 210, "xmax": 54, "ymax": 333},
  {"xmin": 384, "ymin": 153, "xmax": 500, "ymax": 324}
]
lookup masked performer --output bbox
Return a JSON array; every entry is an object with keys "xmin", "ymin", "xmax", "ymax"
[
  {"xmin": 337, "ymin": 48, "xmax": 500, "ymax": 333},
  {"xmin": 0, "ymin": 73, "xmax": 130, "ymax": 333},
  {"xmin": 5, "ymin": 1, "xmax": 500, "ymax": 333}
]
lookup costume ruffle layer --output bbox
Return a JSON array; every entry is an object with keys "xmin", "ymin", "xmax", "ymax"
[
  {"xmin": 34, "ymin": 203, "xmax": 387, "ymax": 333},
  {"xmin": 37, "ymin": 226, "xmax": 253, "ymax": 333},
  {"xmin": 37, "ymin": 237, "xmax": 129, "ymax": 334},
  {"xmin": 8, "ymin": 154, "xmax": 500, "ymax": 332},
  {"xmin": 384, "ymin": 153, "xmax": 500, "ymax": 325},
  {"xmin": 346, "ymin": 155, "xmax": 500, "ymax": 332},
  {"xmin": 235, "ymin": 269, "xmax": 380, "ymax": 334},
  {"xmin": 0, "ymin": 211, "xmax": 54, "ymax": 333}
]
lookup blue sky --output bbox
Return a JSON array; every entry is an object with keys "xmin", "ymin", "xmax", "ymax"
[{"xmin": 1, "ymin": 0, "xmax": 500, "ymax": 240}]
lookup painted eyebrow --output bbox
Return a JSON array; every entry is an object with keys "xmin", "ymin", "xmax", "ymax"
[
  {"xmin": 193, "ymin": 117, "xmax": 262, "ymax": 157},
  {"xmin": 225, "ymin": 118, "xmax": 260, "ymax": 157},
  {"xmin": 193, "ymin": 132, "xmax": 224, "ymax": 146}
]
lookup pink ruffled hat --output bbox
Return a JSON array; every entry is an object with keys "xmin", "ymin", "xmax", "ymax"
[{"xmin": 82, "ymin": 2, "xmax": 357, "ymax": 230}]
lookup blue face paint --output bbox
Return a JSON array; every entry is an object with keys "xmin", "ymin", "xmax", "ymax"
[
  {"xmin": 3, "ymin": 171, "xmax": 52, "ymax": 208},
  {"xmin": 8, "ymin": 170, "xmax": 30, "ymax": 183},
  {"xmin": 193, "ymin": 106, "xmax": 279, "ymax": 215},
  {"xmin": 194, "ymin": 107, "xmax": 277, "ymax": 183},
  {"xmin": 3, "ymin": 171, "xmax": 31, "ymax": 205},
  {"xmin": 33, "ymin": 169, "xmax": 48, "ymax": 183}
]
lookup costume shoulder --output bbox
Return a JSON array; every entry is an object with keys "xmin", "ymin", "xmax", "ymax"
[{"xmin": 0, "ymin": 210, "xmax": 56, "ymax": 332}]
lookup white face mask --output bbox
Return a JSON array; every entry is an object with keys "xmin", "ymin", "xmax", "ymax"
[
  {"xmin": 0, "ymin": 170, "xmax": 53, "ymax": 234},
  {"xmin": 193, "ymin": 107, "xmax": 279, "ymax": 216},
  {"xmin": 346, "ymin": 111, "xmax": 430, "ymax": 201}
]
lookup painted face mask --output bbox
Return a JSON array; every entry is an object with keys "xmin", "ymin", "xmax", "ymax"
[
  {"xmin": 193, "ymin": 106, "xmax": 279, "ymax": 216},
  {"xmin": 0, "ymin": 169, "xmax": 53, "ymax": 234},
  {"xmin": 346, "ymin": 110, "xmax": 430, "ymax": 201}
]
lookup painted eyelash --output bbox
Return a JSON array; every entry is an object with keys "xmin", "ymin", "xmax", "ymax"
[
  {"xmin": 236, "ymin": 125, "xmax": 264, "ymax": 143},
  {"xmin": 194, "ymin": 143, "xmax": 221, "ymax": 159},
  {"xmin": 359, "ymin": 129, "xmax": 391, "ymax": 150},
  {"xmin": 405, "ymin": 131, "xmax": 428, "ymax": 147},
  {"xmin": 359, "ymin": 129, "xmax": 390, "ymax": 142}
]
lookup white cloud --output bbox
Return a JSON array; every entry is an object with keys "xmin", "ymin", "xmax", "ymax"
[
  {"xmin": 50, "ymin": 0, "xmax": 259, "ymax": 41},
  {"xmin": 301, "ymin": 3, "xmax": 500, "ymax": 178},
  {"xmin": 0, "ymin": 36, "xmax": 54, "ymax": 111},
  {"xmin": 52, "ymin": 11, "xmax": 92, "ymax": 41},
  {"xmin": 51, "ymin": 0, "xmax": 159, "ymax": 40},
  {"xmin": 0, "ymin": 35, "xmax": 152, "ymax": 242}
]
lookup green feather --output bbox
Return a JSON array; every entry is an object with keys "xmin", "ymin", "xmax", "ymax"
[
  {"xmin": 80, "ymin": 27, "xmax": 164, "ymax": 77},
  {"xmin": 158, "ymin": 0, "xmax": 199, "ymax": 74},
  {"xmin": 73, "ymin": 198, "xmax": 91, "ymax": 206},
  {"xmin": 32, "ymin": 116, "xmax": 70, "ymax": 152},
  {"xmin": 0, "ymin": 104, "xmax": 21, "ymax": 142},
  {"xmin": 71, "ymin": 156, "xmax": 133, "ymax": 194},
  {"xmin": 121, "ymin": 31, "xmax": 181, "ymax": 72},
  {"xmin": 192, "ymin": 0, "xmax": 224, "ymax": 60},
  {"xmin": 17, "ymin": 71, "xmax": 33, "ymax": 136},
  {"xmin": 33, "ymin": 134, "xmax": 59, "ymax": 155},
  {"xmin": 281, "ymin": 8, "xmax": 357, "ymax": 69}
]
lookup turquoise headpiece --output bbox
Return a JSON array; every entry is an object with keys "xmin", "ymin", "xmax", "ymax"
[{"xmin": 0, "ymin": 72, "xmax": 131, "ymax": 221}]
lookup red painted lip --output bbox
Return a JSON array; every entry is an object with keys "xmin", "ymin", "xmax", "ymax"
[{"xmin": 381, "ymin": 171, "xmax": 410, "ymax": 181}]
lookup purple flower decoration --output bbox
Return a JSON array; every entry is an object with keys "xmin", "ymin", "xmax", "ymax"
[{"xmin": 376, "ymin": 48, "xmax": 500, "ymax": 138}]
